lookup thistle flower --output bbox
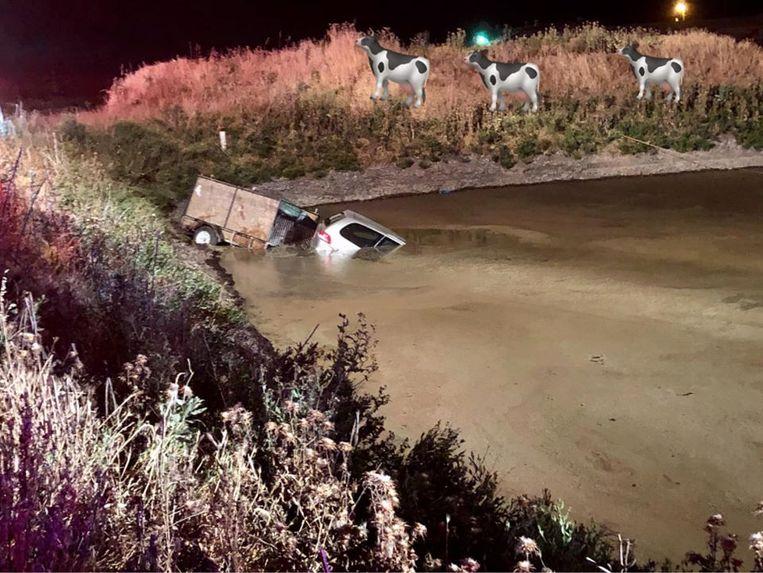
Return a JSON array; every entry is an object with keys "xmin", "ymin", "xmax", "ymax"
[
  {"xmin": 750, "ymin": 531, "xmax": 763, "ymax": 552},
  {"xmin": 707, "ymin": 513, "xmax": 725, "ymax": 527},
  {"xmin": 222, "ymin": 404, "xmax": 246, "ymax": 424},
  {"xmin": 307, "ymin": 409, "xmax": 326, "ymax": 423},
  {"xmin": 514, "ymin": 559, "xmax": 535, "ymax": 572},
  {"xmin": 460, "ymin": 558, "xmax": 481, "ymax": 572},
  {"xmin": 366, "ymin": 471, "xmax": 392, "ymax": 485},
  {"xmin": 517, "ymin": 536, "xmax": 541, "ymax": 557},
  {"xmin": 318, "ymin": 437, "xmax": 337, "ymax": 451}
]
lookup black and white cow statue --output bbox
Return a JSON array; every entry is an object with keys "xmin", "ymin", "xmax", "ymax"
[
  {"xmin": 356, "ymin": 36, "xmax": 430, "ymax": 107},
  {"xmin": 465, "ymin": 50, "xmax": 540, "ymax": 112},
  {"xmin": 618, "ymin": 43, "xmax": 684, "ymax": 103}
]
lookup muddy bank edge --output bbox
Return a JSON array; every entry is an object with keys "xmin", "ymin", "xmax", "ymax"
[{"xmin": 252, "ymin": 138, "xmax": 763, "ymax": 207}]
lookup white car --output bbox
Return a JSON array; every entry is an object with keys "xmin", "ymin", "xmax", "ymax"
[{"xmin": 314, "ymin": 210, "xmax": 406, "ymax": 256}]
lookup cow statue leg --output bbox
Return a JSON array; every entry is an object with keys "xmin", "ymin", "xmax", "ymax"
[
  {"xmin": 668, "ymin": 78, "xmax": 681, "ymax": 104},
  {"xmin": 381, "ymin": 79, "xmax": 390, "ymax": 101},
  {"xmin": 371, "ymin": 77, "xmax": 385, "ymax": 101},
  {"xmin": 643, "ymin": 84, "xmax": 653, "ymax": 100},
  {"xmin": 489, "ymin": 89, "xmax": 499, "ymax": 112},
  {"xmin": 636, "ymin": 78, "xmax": 647, "ymax": 100},
  {"xmin": 409, "ymin": 78, "xmax": 426, "ymax": 108},
  {"xmin": 499, "ymin": 93, "xmax": 507, "ymax": 112},
  {"xmin": 403, "ymin": 83, "xmax": 415, "ymax": 107},
  {"xmin": 526, "ymin": 87, "xmax": 539, "ymax": 112}
]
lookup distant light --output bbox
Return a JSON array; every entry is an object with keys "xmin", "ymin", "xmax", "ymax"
[
  {"xmin": 473, "ymin": 32, "xmax": 492, "ymax": 47},
  {"xmin": 673, "ymin": 1, "xmax": 689, "ymax": 21}
]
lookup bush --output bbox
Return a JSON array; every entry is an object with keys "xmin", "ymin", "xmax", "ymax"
[
  {"xmin": 738, "ymin": 117, "xmax": 763, "ymax": 150},
  {"xmin": 395, "ymin": 424, "xmax": 615, "ymax": 571}
]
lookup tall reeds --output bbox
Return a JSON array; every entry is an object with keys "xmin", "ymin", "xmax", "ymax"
[{"xmin": 86, "ymin": 23, "xmax": 763, "ymax": 124}]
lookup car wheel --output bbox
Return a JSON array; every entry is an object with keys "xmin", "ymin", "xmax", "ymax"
[{"xmin": 193, "ymin": 225, "xmax": 219, "ymax": 246}]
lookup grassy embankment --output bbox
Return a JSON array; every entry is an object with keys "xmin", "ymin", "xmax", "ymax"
[{"xmin": 61, "ymin": 23, "xmax": 763, "ymax": 210}]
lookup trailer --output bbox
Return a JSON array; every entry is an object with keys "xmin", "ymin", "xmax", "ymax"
[{"xmin": 180, "ymin": 176, "xmax": 319, "ymax": 250}]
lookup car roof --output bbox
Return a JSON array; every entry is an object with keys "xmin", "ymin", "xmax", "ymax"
[{"xmin": 335, "ymin": 210, "xmax": 406, "ymax": 245}]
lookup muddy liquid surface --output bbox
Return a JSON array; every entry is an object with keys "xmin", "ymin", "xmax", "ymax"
[{"xmin": 221, "ymin": 169, "xmax": 763, "ymax": 561}]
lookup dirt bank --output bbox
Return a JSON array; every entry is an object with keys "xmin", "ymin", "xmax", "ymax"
[{"xmin": 253, "ymin": 139, "xmax": 763, "ymax": 206}]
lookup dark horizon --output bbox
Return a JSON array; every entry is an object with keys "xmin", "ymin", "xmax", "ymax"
[{"xmin": 1, "ymin": 0, "xmax": 761, "ymax": 106}]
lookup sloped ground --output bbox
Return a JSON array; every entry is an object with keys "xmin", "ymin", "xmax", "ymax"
[{"xmin": 253, "ymin": 137, "xmax": 763, "ymax": 206}]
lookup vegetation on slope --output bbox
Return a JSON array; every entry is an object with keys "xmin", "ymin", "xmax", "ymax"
[{"xmin": 58, "ymin": 24, "xmax": 763, "ymax": 210}]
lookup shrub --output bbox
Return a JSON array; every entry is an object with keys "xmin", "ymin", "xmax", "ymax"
[
  {"xmin": 738, "ymin": 117, "xmax": 763, "ymax": 150},
  {"xmin": 395, "ymin": 424, "xmax": 615, "ymax": 571}
]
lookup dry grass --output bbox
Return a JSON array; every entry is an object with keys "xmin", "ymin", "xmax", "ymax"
[
  {"xmin": 0, "ymin": 283, "xmax": 421, "ymax": 571},
  {"xmin": 60, "ymin": 23, "xmax": 761, "ymax": 200},
  {"xmin": 84, "ymin": 23, "xmax": 763, "ymax": 124}
]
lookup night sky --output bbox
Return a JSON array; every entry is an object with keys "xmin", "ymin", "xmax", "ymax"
[{"xmin": 1, "ymin": 0, "xmax": 760, "ymax": 105}]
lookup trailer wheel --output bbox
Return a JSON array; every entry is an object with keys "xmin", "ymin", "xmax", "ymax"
[{"xmin": 193, "ymin": 225, "xmax": 220, "ymax": 246}]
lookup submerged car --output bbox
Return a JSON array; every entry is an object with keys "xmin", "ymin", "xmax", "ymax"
[{"xmin": 315, "ymin": 210, "xmax": 406, "ymax": 255}]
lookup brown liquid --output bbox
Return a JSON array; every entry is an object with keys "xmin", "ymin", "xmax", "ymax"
[{"xmin": 222, "ymin": 169, "xmax": 763, "ymax": 562}]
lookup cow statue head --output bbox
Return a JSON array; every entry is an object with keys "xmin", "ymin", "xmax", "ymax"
[
  {"xmin": 356, "ymin": 36, "xmax": 383, "ymax": 56},
  {"xmin": 465, "ymin": 49, "xmax": 491, "ymax": 69},
  {"xmin": 618, "ymin": 43, "xmax": 641, "ymax": 61}
]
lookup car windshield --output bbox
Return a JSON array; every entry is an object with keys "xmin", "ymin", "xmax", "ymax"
[
  {"xmin": 376, "ymin": 236, "xmax": 401, "ymax": 250},
  {"xmin": 340, "ymin": 223, "xmax": 384, "ymax": 248}
]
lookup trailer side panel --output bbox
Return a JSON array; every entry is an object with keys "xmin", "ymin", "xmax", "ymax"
[
  {"xmin": 184, "ymin": 177, "xmax": 236, "ymax": 228},
  {"xmin": 226, "ymin": 188, "xmax": 281, "ymax": 243}
]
